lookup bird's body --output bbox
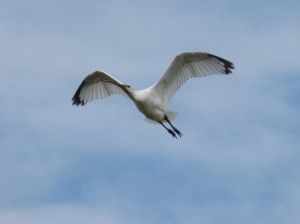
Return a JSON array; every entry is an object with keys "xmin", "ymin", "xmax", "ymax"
[
  {"xmin": 130, "ymin": 87, "xmax": 165, "ymax": 122},
  {"xmin": 72, "ymin": 52, "xmax": 234, "ymax": 138}
]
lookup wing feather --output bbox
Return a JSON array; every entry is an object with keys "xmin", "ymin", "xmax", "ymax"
[
  {"xmin": 72, "ymin": 71, "xmax": 128, "ymax": 106},
  {"xmin": 152, "ymin": 52, "xmax": 234, "ymax": 106}
]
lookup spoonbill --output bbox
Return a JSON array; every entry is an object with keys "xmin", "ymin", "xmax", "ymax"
[{"xmin": 72, "ymin": 52, "xmax": 234, "ymax": 138}]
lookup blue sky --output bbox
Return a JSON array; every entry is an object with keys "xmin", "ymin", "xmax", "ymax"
[{"xmin": 1, "ymin": 0, "xmax": 300, "ymax": 223}]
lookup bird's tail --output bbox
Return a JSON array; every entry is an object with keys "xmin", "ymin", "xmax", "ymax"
[
  {"xmin": 165, "ymin": 110, "xmax": 178, "ymax": 122},
  {"xmin": 144, "ymin": 110, "xmax": 178, "ymax": 124}
]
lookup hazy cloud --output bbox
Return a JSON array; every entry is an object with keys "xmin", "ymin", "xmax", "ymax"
[{"xmin": 0, "ymin": 0, "xmax": 300, "ymax": 223}]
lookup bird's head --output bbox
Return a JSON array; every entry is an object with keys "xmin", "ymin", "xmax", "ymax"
[{"xmin": 122, "ymin": 84, "xmax": 133, "ymax": 93}]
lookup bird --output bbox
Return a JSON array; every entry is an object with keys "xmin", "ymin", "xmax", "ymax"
[{"xmin": 72, "ymin": 52, "xmax": 234, "ymax": 138}]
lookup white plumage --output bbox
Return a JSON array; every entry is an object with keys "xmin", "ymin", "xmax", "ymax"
[{"xmin": 72, "ymin": 52, "xmax": 234, "ymax": 138}]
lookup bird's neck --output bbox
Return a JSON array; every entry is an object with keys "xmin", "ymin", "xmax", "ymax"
[{"xmin": 126, "ymin": 90, "xmax": 138, "ymax": 101}]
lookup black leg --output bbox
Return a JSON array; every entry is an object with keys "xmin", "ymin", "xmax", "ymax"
[
  {"xmin": 164, "ymin": 115, "xmax": 183, "ymax": 138},
  {"xmin": 159, "ymin": 121, "xmax": 177, "ymax": 138}
]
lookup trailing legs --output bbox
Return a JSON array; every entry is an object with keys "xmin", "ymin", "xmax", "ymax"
[{"xmin": 158, "ymin": 115, "xmax": 183, "ymax": 138}]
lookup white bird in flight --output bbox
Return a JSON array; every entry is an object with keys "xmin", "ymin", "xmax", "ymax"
[{"xmin": 72, "ymin": 52, "xmax": 234, "ymax": 138}]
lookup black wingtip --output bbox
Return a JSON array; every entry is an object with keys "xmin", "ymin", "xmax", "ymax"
[
  {"xmin": 72, "ymin": 81, "xmax": 86, "ymax": 106},
  {"xmin": 207, "ymin": 53, "xmax": 235, "ymax": 75}
]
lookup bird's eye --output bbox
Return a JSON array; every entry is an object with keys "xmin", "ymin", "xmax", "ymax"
[{"xmin": 127, "ymin": 85, "xmax": 131, "ymax": 88}]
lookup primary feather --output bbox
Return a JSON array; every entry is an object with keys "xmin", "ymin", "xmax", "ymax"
[
  {"xmin": 152, "ymin": 52, "xmax": 234, "ymax": 106},
  {"xmin": 72, "ymin": 71, "xmax": 128, "ymax": 105}
]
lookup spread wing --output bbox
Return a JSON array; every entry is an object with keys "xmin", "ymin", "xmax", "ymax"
[
  {"xmin": 152, "ymin": 52, "xmax": 235, "ymax": 106},
  {"xmin": 72, "ymin": 71, "xmax": 128, "ymax": 106}
]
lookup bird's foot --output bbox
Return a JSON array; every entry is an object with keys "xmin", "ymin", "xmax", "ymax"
[
  {"xmin": 173, "ymin": 128, "xmax": 183, "ymax": 138},
  {"xmin": 168, "ymin": 129, "xmax": 177, "ymax": 138}
]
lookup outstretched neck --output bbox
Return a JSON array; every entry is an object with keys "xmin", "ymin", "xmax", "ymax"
[
  {"xmin": 117, "ymin": 83, "xmax": 137, "ymax": 101},
  {"xmin": 125, "ymin": 88, "xmax": 138, "ymax": 101}
]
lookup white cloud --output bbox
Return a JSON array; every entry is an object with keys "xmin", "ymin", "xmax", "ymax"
[{"xmin": 0, "ymin": 0, "xmax": 300, "ymax": 223}]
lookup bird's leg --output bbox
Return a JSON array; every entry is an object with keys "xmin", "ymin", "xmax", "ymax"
[
  {"xmin": 158, "ymin": 121, "xmax": 177, "ymax": 138},
  {"xmin": 164, "ymin": 115, "xmax": 183, "ymax": 138}
]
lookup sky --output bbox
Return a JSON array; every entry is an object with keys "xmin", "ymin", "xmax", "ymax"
[{"xmin": 0, "ymin": 0, "xmax": 300, "ymax": 223}]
